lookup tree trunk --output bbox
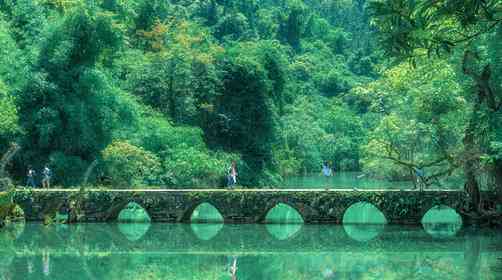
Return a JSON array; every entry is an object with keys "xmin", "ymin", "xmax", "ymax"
[
  {"xmin": 463, "ymin": 102, "xmax": 481, "ymax": 212},
  {"xmin": 494, "ymin": 159, "xmax": 502, "ymax": 201}
]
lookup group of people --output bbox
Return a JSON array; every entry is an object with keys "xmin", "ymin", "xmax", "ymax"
[
  {"xmin": 26, "ymin": 165, "xmax": 52, "ymax": 188},
  {"xmin": 25, "ymin": 161, "xmax": 334, "ymax": 189},
  {"xmin": 226, "ymin": 161, "xmax": 336, "ymax": 188}
]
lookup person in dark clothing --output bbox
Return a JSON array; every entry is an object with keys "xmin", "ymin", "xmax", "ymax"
[{"xmin": 26, "ymin": 165, "xmax": 37, "ymax": 188}]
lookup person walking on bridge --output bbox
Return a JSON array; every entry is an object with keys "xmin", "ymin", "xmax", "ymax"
[
  {"xmin": 321, "ymin": 161, "xmax": 332, "ymax": 187},
  {"xmin": 26, "ymin": 165, "xmax": 37, "ymax": 188},
  {"xmin": 42, "ymin": 165, "xmax": 52, "ymax": 189},
  {"xmin": 227, "ymin": 161, "xmax": 238, "ymax": 189}
]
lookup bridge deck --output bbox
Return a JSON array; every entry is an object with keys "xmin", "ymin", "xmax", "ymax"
[{"xmin": 14, "ymin": 188, "xmax": 463, "ymax": 192}]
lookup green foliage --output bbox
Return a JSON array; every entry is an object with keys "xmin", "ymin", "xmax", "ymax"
[
  {"xmin": 0, "ymin": 0, "xmax": 386, "ymax": 187},
  {"xmin": 280, "ymin": 95, "xmax": 365, "ymax": 175},
  {"xmin": 357, "ymin": 60, "xmax": 466, "ymax": 181},
  {"xmin": 16, "ymin": 7, "xmax": 132, "ymax": 184},
  {"xmin": 102, "ymin": 140, "xmax": 161, "ymax": 187},
  {"xmin": 162, "ymin": 144, "xmax": 236, "ymax": 187},
  {"xmin": 0, "ymin": 81, "xmax": 19, "ymax": 144},
  {"xmin": 370, "ymin": 0, "xmax": 502, "ymax": 193}
]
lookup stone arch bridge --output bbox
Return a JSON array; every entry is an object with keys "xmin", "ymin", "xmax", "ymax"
[{"xmin": 9, "ymin": 188, "xmax": 493, "ymax": 224}]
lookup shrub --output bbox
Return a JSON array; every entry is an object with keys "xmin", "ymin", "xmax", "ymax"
[{"xmin": 102, "ymin": 141, "xmax": 161, "ymax": 187}]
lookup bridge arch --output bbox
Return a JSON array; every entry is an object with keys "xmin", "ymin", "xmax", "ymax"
[
  {"xmin": 105, "ymin": 200, "xmax": 153, "ymax": 223},
  {"xmin": 342, "ymin": 201, "xmax": 388, "ymax": 224},
  {"xmin": 185, "ymin": 202, "xmax": 225, "ymax": 223},
  {"xmin": 264, "ymin": 202, "xmax": 304, "ymax": 224},
  {"xmin": 259, "ymin": 201, "xmax": 305, "ymax": 224},
  {"xmin": 117, "ymin": 201, "xmax": 151, "ymax": 223}
]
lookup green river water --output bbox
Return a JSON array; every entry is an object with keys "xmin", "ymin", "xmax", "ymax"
[
  {"xmin": 0, "ymin": 222, "xmax": 501, "ymax": 280},
  {"xmin": 282, "ymin": 172, "xmax": 464, "ymax": 189},
  {"xmin": 1, "ymin": 201, "xmax": 501, "ymax": 280}
]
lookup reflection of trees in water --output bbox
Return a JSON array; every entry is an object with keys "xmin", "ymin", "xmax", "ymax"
[
  {"xmin": 7, "ymin": 255, "xmax": 96, "ymax": 280},
  {"xmin": 492, "ymin": 258, "xmax": 502, "ymax": 278},
  {"xmin": 423, "ymin": 223, "xmax": 462, "ymax": 238},
  {"xmin": 2, "ymin": 224, "xmax": 502, "ymax": 279},
  {"xmin": 464, "ymin": 229, "xmax": 480, "ymax": 280},
  {"xmin": 0, "ymin": 248, "xmax": 496, "ymax": 280},
  {"xmin": 488, "ymin": 234, "xmax": 502, "ymax": 278}
]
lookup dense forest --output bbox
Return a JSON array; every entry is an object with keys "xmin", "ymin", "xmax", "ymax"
[{"xmin": 0, "ymin": 0, "xmax": 500, "ymax": 197}]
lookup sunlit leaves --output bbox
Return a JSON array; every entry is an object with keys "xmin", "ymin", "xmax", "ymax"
[
  {"xmin": 0, "ymin": 81, "xmax": 19, "ymax": 142},
  {"xmin": 369, "ymin": 0, "xmax": 502, "ymax": 60},
  {"xmin": 102, "ymin": 140, "xmax": 161, "ymax": 187},
  {"xmin": 358, "ymin": 59, "xmax": 466, "ymax": 180}
]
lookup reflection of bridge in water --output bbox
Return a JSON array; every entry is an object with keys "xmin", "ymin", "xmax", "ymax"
[
  {"xmin": 10, "ymin": 188, "xmax": 494, "ymax": 224},
  {"xmin": 2, "ymin": 223, "xmax": 498, "ymax": 280},
  {"xmin": 3, "ymin": 223, "xmax": 500, "ymax": 254}
]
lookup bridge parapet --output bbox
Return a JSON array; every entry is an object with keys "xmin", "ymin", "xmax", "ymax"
[{"xmin": 10, "ymin": 188, "xmax": 488, "ymax": 225}]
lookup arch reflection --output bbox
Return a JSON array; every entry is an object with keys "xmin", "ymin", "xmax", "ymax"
[
  {"xmin": 118, "ymin": 223, "xmax": 151, "ymax": 242},
  {"xmin": 191, "ymin": 223, "xmax": 224, "ymax": 241},
  {"xmin": 422, "ymin": 205, "xmax": 462, "ymax": 238},
  {"xmin": 266, "ymin": 223, "xmax": 303, "ymax": 240},
  {"xmin": 343, "ymin": 224, "xmax": 385, "ymax": 242}
]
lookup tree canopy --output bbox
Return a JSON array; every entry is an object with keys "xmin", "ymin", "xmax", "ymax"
[{"xmin": 0, "ymin": 0, "xmax": 499, "ymax": 195}]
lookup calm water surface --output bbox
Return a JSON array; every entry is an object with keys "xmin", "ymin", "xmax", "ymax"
[
  {"xmin": 283, "ymin": 172, "xmax": 464, "ymax": 189},
  {"xmin": 0, "ymin": 222, "xmax": 501, "ymax": 280}
]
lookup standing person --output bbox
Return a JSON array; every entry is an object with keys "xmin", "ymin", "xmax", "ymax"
[
  {"xmin": 322, "ymin": 161, "xmax": 332, "ymax": 187},
  {"xmin": 227, "ymin": 161, "xmax": 237, "ymax": 189},
  {"xmin": 42, "ymin": 165, "xmax": 52, "ymax": 189},
  {"xmin": 415, "ymin": 167, "xmax": 425, "ymax": 191},
  {"xmin": 26, "ymin": 165, "xmax": 37, "ymax": 188}
]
